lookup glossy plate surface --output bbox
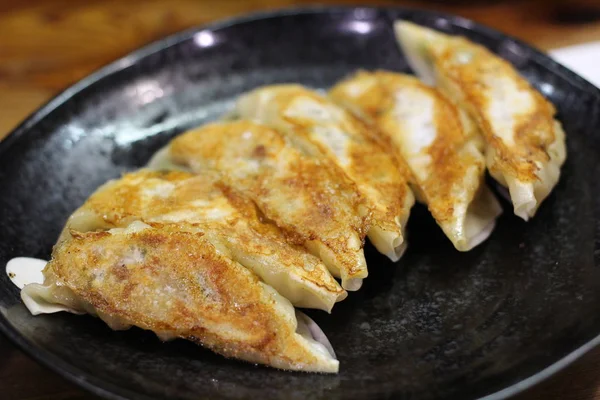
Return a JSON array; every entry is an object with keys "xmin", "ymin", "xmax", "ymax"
[{"xmin": 1, "ymin": 6, "xmax": 600, "ymax": 400}]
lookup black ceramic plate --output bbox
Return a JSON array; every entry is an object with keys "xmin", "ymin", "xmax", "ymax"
[{"xmin": 1, "ymin": 6, "xmax": 600, "ymax": 400}]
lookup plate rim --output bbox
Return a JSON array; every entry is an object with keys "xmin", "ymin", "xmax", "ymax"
[{"xmin": 1, "ymin": 5, "xmax": 599, "ymax": 400}]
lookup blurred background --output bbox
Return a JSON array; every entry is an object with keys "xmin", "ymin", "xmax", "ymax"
[
  {"xmin": 1, "ymin": 1, "xmax": 600, "ymax": 400},
  {"xmin": 1, "ymin": 0, "xmax": 600, "ymax": 139}
]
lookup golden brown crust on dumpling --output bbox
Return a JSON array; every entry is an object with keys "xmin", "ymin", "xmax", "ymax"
[
  {"xmin": 169, "ymin": 121, "xmax": 369, "ymax": 290},
  {"xmin": 331, "ymin": 71, "xmax": 478, "ymax": 222},
  {"xmin": 330, "ymin": 70, "xmax": 501, "ymax": 251},
  {"xmin": 432, "ymin": 41, "xmax": 556, "ymax": 183},
  {"xmin": 395, "ymin": 21, "xmax": 566, "ymax": 220},
  {"xmin": 235, "ymin": 85, "xmax": 414, "ymax": 261},
  {"xmin": 49, "ymin": 225, "xmax": 338, "ymax": 372},
  {"xmin": 82, "ymin": 170, "xmax": 194, "ymax": 226},
  {"xmin": 67, "ymin": 169, "xmax": 346, "ymax": 311}
]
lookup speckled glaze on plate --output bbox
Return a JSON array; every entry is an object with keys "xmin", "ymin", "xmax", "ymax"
[{"xmin": 1, "ymin": 6, "xmax": 600, "ymax": 400}]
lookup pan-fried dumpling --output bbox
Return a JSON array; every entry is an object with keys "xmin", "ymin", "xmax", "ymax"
[
  {"xmin": 395, "ymin": 21, "xmax": 567, "ymax": 220},
  {"xmin": 235, "ymin": 84, "xmax": 415, "ymax": 261},
  {"xmin": 60, "ymin": 170, "xmax": 346, "ymax": 312},
  {"xmin": 163, "ymin": 120, "xmax": 370, "ymax": 291},
  {"xmin": 21, "ymin": 222, "xmax": 339, "ymax": 373},
  {"xmin": 330, "ymin": 71, "xmax": 502, "ymax": 251}
]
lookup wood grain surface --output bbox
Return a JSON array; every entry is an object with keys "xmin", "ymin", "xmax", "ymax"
[{"xmin": 1, "ymin": 0, "xmax": 600, "ymax": 399}]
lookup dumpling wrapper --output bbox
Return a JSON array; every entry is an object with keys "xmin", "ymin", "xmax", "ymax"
[
  {"xmin": 330, "ymin": 71, "xmax": 502, "ymax": 251},
  {"xmin": 395, "ymin": 21, "xmax": 567, "ymax": 220},
  {"xmin": 21, "ymin": 222, "xmax": 339, "ymax": 373},
  {"xmin": 162, "ymin": 120, "xmax": 370, "ymax": 291},
  {"xmin": 59, "ymin": 169, "xmax": 346, "ymax": 312},
  {"xmin": 235, "ymin": 84, "xmax": 415, "ymax": 261}
]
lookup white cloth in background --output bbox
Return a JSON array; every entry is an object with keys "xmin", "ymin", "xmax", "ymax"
[{"xmin": 550, "ymin": 42, "xmax": 600, "ymax": 88}]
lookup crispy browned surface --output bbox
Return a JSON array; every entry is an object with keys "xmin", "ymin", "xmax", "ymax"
[
  {"xmin": 432, "ymin": 37, "xmax": 557, "ymax": 183},
  {"xmin": 84, "ymin": 169, "xmax": 263, "ymax": 230},
  {"xmin": 84, "ymin": 169, "xmax": 196, "ymax": 226},
  {"xmin": 169, "ymin": 121, "xmax": 369, "ymax": 280},
  {"xmin": 49, "ymin": 225, "xmax": 327, "ymax": 369},
  {"xmin": 331, "ymin": 71, "xmax": 484, "ymax": 224},
  {"xmin": 76, "ymin": 169, "xmax": 345, "ymax": 307},
  {"xmin": 238, "ymin": 85, "xmax": 412, "ymax": 236}
]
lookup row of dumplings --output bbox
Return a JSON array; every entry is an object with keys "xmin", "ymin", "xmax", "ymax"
[{"xmin": 21, "ymin": 22, "xmax": 566, "ymax": 373}]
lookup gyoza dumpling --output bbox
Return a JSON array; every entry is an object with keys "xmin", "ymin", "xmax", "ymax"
[
  {"xmin": 21, "ymin": 222, "xmax": 339, "ymax": 373},
  {"xmin": 60, "ymin": 169, "xmax": 346, "ymax": 312},
  {"xmin": 235, "ymin": 85, "xmax": 415, "ymax": 261},
  {"xmin": 162, "ymin": 120, "xmax": 370, "ymax": 291},
  {"xmin": 395, "ymin": 21, "xmax": 567, "ymax": 220},
  {"xmin": 330, "ymin": 71, "xmax": 502, "ymax": 251}
]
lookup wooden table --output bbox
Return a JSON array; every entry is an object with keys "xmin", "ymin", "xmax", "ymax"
[{"xmin": 1, "ymin": 0, "xmax": 600, "ymax": 399}]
